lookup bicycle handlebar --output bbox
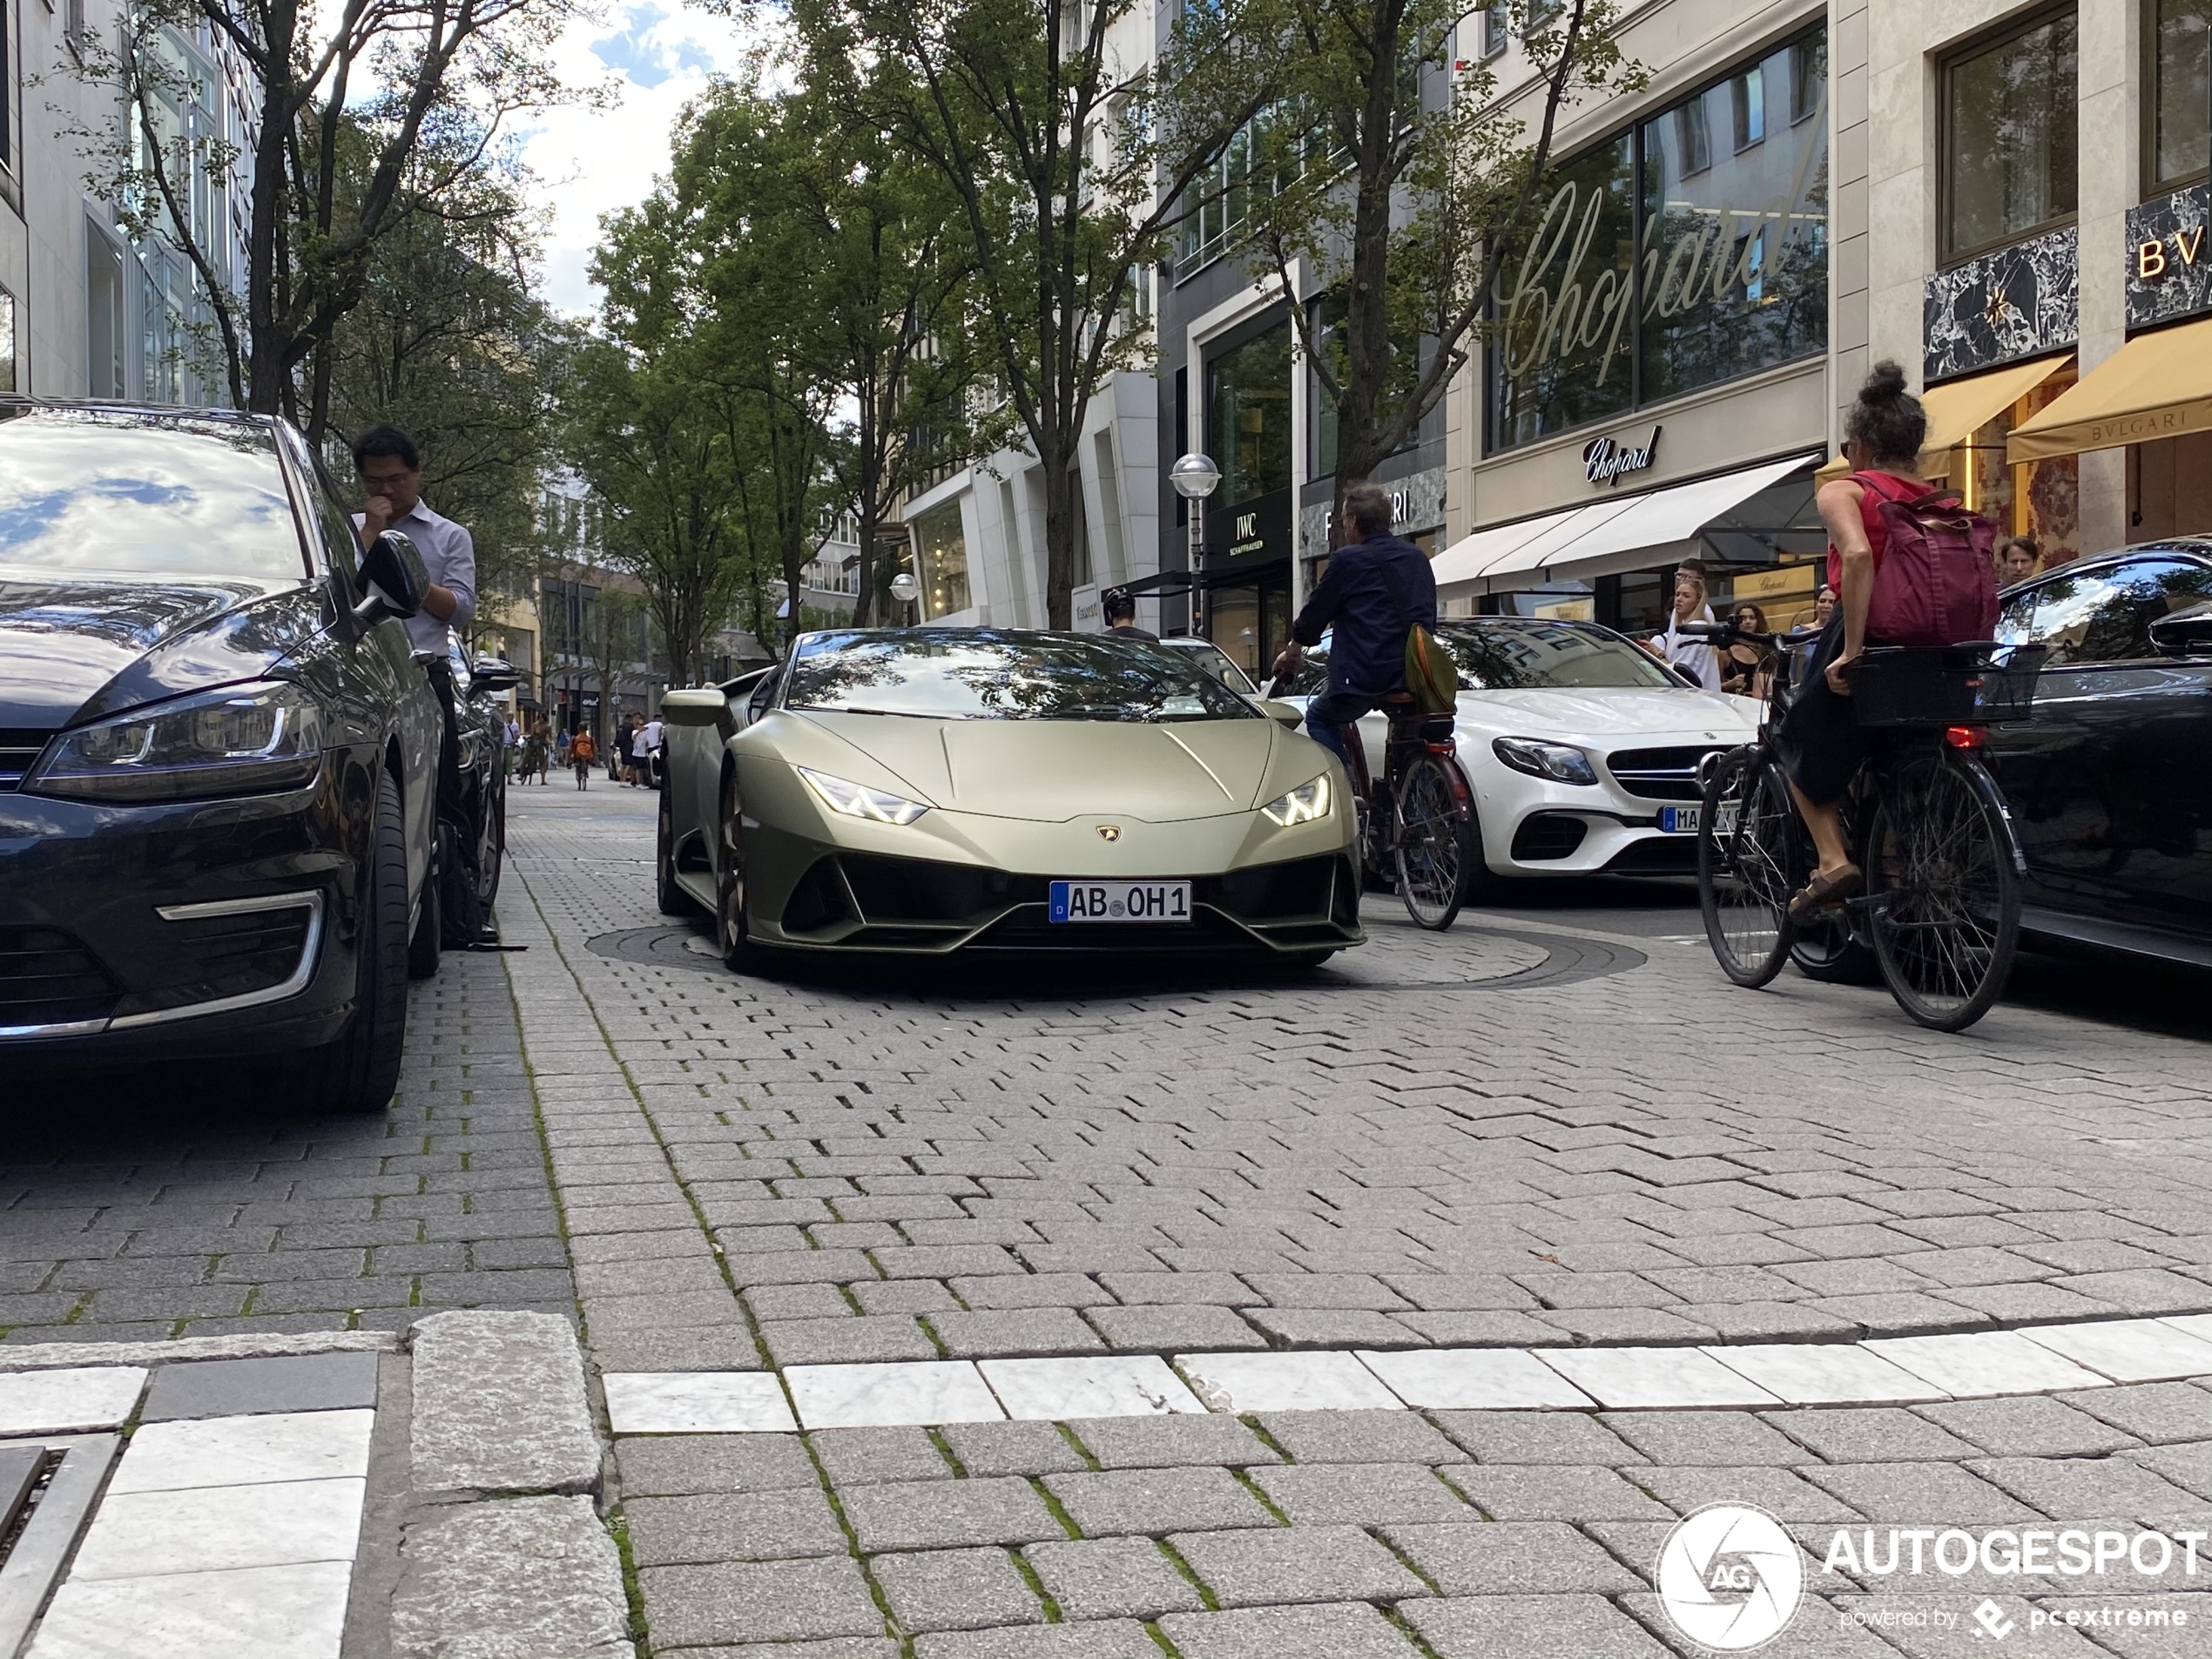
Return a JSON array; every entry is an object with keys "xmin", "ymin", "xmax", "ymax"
[{"xmin": 1676, "ymin": 620, "xmax": 1823, "ymax": 651}]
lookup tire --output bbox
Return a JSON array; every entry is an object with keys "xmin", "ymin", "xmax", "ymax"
[
  {"xmin": 289, "ymin": 768, "xmax": 409, "ymax": 1112},
  {"xmin": 1696, "ymin": 747, "xmax": 1796, "ymax": 988},
  {"xmin": 715, "ymin": 772, "xmax": 753, "ymax": 969},
  {"xmin": 658, "ymin": 786, "xmax": 698, "ymax": 917},
  {"xmin": 1394, "ymin": 752, "xmax": 1474, "ymax": 931},
  {"xmin": 475, "ymin": 779, "xmax": 505, "ymax": 912},
  {"xmin": 407, "ymin": 853, "xmax": 442, "ymax": 979},
  {"xmin": 1866, "ymin": 751, "xmax": 2021, "ymax": 1032}
]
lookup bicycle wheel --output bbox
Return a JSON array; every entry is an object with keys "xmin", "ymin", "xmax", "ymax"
[
  {"xmin": 1865, "ymin": 751, "xmax": 2020, "ymax": 1031},
  {"xmin": 1394, "ymin": 752, "xmax": 1474, "ymax": 930},
  {"xmin": 1696, "ymin": 747, "xmax": 1796, "ymax": 988}
]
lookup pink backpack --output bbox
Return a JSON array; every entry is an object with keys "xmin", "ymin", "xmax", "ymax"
[{"xmin": 1856, "ymin": 472, "xmax": 2000, "ymax": 647}]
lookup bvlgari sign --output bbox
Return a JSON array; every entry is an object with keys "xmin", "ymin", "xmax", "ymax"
[
  {"xmin": 1584, "ymin": 427, "xmax": 1660, "ymax": 486},
  {"xmin": 2127, "ymin": 185, "xmax": 2212, "ymax": 332}
]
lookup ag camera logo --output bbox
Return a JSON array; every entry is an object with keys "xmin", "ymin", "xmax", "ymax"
[{"xmin": 1657, "ymin": 1503, "xmax": 1805, "ymax": 1650}]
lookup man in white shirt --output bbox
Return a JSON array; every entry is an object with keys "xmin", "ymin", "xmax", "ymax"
[
  {"xmin": 637, "ymin": 715, "xmax": 664, "ymax": 789},
  {"xmin": 353, "ymin": 425, "xmax": 481, "ymax": 894},
  {"xmin": 1649, "ymin": 570, "xmax": 1723, "ymax": 692}
]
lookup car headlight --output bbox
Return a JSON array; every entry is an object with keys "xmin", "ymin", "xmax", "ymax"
[
  {"xmin": 1492, "ymin": 736, "xmax": 1598, "ymax": 786},
  {"xmin": 1260, "ymin": 772, "xmax": 1332, "ymax": 827},
  {"xmin": 25, "ymin": 681, "xmax": 326, "ymax": 802},
  {"xmin": 796, "ymin": 765, "xmax": 931, "ymax": 825}
]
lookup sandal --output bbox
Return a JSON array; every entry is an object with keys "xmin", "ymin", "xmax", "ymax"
[{"xmin": 1788, "ymin": 863, "xmax": 1863, "ymax": 921}]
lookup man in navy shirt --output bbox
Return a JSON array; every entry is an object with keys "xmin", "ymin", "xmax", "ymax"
[{"xmin": 1272, "ymin": 481, "xmax": 1438, "ymax": 769}]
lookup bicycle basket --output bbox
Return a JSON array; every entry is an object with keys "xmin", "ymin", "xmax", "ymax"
[{"xmin": 1850, "ymin": 644, "xmax": 2045, "ymax": 728}]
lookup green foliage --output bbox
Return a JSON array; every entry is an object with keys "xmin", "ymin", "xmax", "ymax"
[
  {"xmin": 1180, "ymin": 0, "xmax": 1640, "ymax": 516},
  {"xmin": 792, "ymin": 0, "xmax": 1266, "ymax": 624}
]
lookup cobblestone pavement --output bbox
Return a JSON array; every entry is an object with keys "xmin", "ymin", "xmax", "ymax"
[
  {"xmin": 497, "ymin": 782, "xmax": 2212, "ymax": 1657},
  {"xmin": 0, "ymin": 917, "xmax": 572, "ymax": 1346}
]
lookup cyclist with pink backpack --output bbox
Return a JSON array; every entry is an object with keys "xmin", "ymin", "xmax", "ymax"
[{"xmin": 1777, "ymin": 361, "xmax": 2000, "ymax": 919}]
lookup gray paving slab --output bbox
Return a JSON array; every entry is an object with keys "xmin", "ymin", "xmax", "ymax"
[
  {"xmin": 1044, "ymin": 1467, "xmax": 1282, "ymax": 1535},
  {"xmin": 139, "ymin": 1351, "xmax": 380, "ymax": 1420},
  {"xmin": 1401, "ymin": 1594, "xmax": 1672, "ymax": 1659},
  {"xmin": 1169, "ymin": 1522, "xmax": 1430, "ymax": 1606},
  {"xmin": 872, "ymin": 1547, "xmax": 1047, "ymax": 1632},
  {"xmin": 1023, "ymin": 1536, "xmax": 1210, "ymax": 1619},
  {"xmin": 1381, "ymin": 1521, "xmax": 1648, "ymax": 1595},
  {"xmin": 1157, "ymin": 1601, "xmax": 1421, "ymax": 1659}
]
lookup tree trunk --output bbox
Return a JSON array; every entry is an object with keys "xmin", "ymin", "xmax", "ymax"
[{"xmin": 1041, "ymin": 448, "xmax": 1077, "ymax": 629}]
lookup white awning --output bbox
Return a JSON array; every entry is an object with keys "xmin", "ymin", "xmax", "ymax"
[{"xmin": 1432, "ymin": 451, "xmax": 1825, "ymax": 597}]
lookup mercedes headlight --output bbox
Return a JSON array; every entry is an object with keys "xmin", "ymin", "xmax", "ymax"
[
  {"xmin": 26, "ymin": 681, "xmax": 327, "ymax": 802},
  {"xmin": 1492, "ymin": 736, "xmax": 1598, "ymax": 786},
  {"xmin": 1260, "ymin": 772, "xmax": 1332, "ymax": 827},
  {"xmin": 796, "ymin": 765, "xmax": 931, "ymax": 825}
]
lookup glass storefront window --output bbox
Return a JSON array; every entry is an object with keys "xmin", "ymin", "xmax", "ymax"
[
  {"xmin": 911, "ymin": 502, "xmax": 970, "ymax": 618},
  {"xmin": 1489, "ymin": 28, "xmax": 1827, "ymax": 455},
  {"xmin": 2150, "ymin": 0, "xmax": 2211, "ymax": 189},
  {"xmin": 1492, "ymin": 135, "xmax": 1636, "ymax": 450},
  {"xmin": 1943, "ymin": 9, "xmax": 2077, "ymax": 262},
  {"xmin": 1207, "ymin": 323, "xmax": 1292, "ymax": 508},
  {"xmin": 1640, "ymin": 34, "xmax": 1829, "ymax": 406}
]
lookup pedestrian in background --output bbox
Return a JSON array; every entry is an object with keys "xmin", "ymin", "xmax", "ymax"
[
  {"xmin": 1650, "ymin": 573, "xmax": 1723, "ymax": 691},
  {"xmin": 521, "ymin": 718, "xmax": 549, "ymax": 785},
  {"xmin": 570, "ymin": 725, "xmax": 597, "ymax": 789},
  {"xmin": 616, "ymin": 715, "xmax": 637, "ymax": 786},
  {"xmin": 638, "ymin": 711, "xmax": 664, "ymax": 789},
  {"xmin": 1721, "ymin": 603, "xmax": 1776, "ymax": 700},
  {"xmin": 1997, "ymin": 536, "xmax": 2039, "ymax": 586},
  {"xmin": 555, "ymin": 726, "xmax": 571, "ymax": 773}
]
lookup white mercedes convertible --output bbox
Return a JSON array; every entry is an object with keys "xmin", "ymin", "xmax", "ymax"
[{"xmin": 1272, "ymin": 617, "xmax": 1758, "ymax": 896}]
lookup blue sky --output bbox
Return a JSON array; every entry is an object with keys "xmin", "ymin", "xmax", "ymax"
[{"xmin": 524, "ymin": 1, "xmax": 766, "ymax": 315}]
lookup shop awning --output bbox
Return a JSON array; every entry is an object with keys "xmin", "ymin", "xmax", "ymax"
[
  {"xmin": 1430, "ymin": 451, "xmax": 1824, "ymax": 598},
  {"xmin": 1919, "ymin": 354, "xmax": 2073, "ymax": 466},
  {"xmin": 2008, "ymin": 319, "xmax": 2212, "ymax": 463}
]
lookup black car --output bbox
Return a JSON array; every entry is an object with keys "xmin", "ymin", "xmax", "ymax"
[
  {"xmin": 1989, "ymin": 542, "xmax": 2212, "ymax": 967},
  {"xmin": 403, "ymin": 626, "xmax": 515, "ymax": 978},
  {"xmin": 0, "ymin": 401, "xmax": 444, "ymax": 1109}
]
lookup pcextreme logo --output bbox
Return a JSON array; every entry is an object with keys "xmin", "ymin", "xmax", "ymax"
[{"xmin": 1656, "ymin": 1503, "xmax": 1806, "ymax": 1651}]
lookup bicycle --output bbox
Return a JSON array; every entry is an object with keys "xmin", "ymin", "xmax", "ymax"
[
  {"xmin": 1334, "ymin": 693, "xmax": 1478, "ymax": 931},
  {"xmin": 1688, "ymin": 619, "xmax": 2044, "ymax": 1032}
]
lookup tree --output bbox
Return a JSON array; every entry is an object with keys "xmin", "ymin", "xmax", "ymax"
[
  {"xmin": 1209, "ymin": 0, "xmax": 1636, "ymax": 530},
  {"xmin": 784, "ymin": 59, "xmax": 998, "ymax": 625},
  {"xmin": 69, "ymin": 0, "xmax": 588, "ymax": 434},
  {"xmin": 565, "ymin": 339, "xmax": 753, "ymax": 687},
  {"xmin": 795, "ymin": 0, "xmax": 1269, "ymax": 624},
  {"xmin": 321, "ymin": 128, "xmax": 567, "ymax": 637}
]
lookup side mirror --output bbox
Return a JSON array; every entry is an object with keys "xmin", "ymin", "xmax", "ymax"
[
  {"xmin": 1258, "ymin": 698, "xmax": 1305, "ymax": 732},
  {"xmin": 470, "ymin": 657, "xmax": 520, "ymax": 694},
  {"xmin": 2149, "ymin": 605, "xmax": 2212, "ymax": 658},
  {"xmin": 354, "ymin": 531, "xmax": 428, "ymax": 626},
  {"xmin": 663, "ymin": 686, "xmax": 734, "ymax": 732}
]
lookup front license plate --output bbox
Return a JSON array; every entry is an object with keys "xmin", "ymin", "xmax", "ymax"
[
  {"xmin": 1660, "ymin": 806, "xmax": 1702, "ymax": 834},
  {"xmin": 1049, "ymin": 880, "xmax": 1192, "ymax": 923}
]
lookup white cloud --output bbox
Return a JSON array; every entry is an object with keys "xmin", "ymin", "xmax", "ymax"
[{"xmin": 523, "ymin": 1, "xmax": 773, "ymax": 318}]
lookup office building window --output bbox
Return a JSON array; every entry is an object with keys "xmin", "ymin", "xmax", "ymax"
[
  {"xmin": 1206, "ymin": 322, "xmax": 1292, "ymax": 508},
  {"xmin": 86, "ymin": 226, "xmax": 127, "ymax": 397},
  {"xmin": 2149, "ymin": 0, "xmax": 2212, "ymax": 189},
  {"xmin": 1943, "ymin": 9, "xmax": 2078, "ymax": 262},
  {"xmin": 1480, "ymin": 0, "xmax": 1507, "ymax": 58},
  {"xmin": 0, "ymin": 289, "xmax": 14, "ymax": 393},
  {"xmin": 1732, "ymin": 65, "xmax": 1765, "ymax": 151}
]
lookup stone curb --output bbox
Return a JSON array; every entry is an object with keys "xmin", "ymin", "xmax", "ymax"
[
  {"xmin": 408, "ymin": 1310, "xmax": 601, "ymax": 1498},
  {"xmin": 389, "ymin": 1494, "xmax": 631, "ymax": 1659},
  {"xmin": 0, "ymin": 1330, "xmax": 401, "ymax": 1372}
]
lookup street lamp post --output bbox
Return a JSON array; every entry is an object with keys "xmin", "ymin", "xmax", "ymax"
[
  {"xmin": 889, "ymin": 570, "xmax": 920, "ymax": 625},
  {"xmin": 1169, "ymin": 452, "xmax": 1222, "ymax": 637}
]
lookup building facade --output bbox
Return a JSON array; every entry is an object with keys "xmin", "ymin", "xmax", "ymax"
[
  {"xmin": 1844, "ymin": 0, "xmax": 2212, "ymax": 572},
  {"xmin": 2, "ymin": 0, "xmax": 254, "ymax": 402},
  {"xmin": 1431, "ymin": 0, "xmax": 1836, "ymax": 638}
]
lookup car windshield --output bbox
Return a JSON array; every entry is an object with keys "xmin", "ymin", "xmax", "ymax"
[
  {"xmin": 785, "ymin": 629, "xmax": 1264, "ymax": 722},
  {"xmin": 0, "ymin": 412, "xmax": 305, "ymax": 581},
  {"xmin": 1162, "ymin": 637, "xmax": 1259, "ymax": 696},
  {"xmin": 1435, "ymin": 622, "xmax": 1680, "ymax": 690}
]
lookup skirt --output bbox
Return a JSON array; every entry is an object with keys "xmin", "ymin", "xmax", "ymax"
[{"xmin": 1776, "ymin": 615, "xmax": 1868, "ymax": 807}]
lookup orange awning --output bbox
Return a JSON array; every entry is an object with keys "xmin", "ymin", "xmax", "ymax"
[{"xmin": 2008, "ymin": 320, "xmax": 2212, "ymax": 462}]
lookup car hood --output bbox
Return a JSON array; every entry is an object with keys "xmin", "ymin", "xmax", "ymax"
[
  {"xmin": 0, "ymin": 570, "xmax": 323, "ymax": 729},
  {"xmin": 1456, "ymin": 686, "xmax": 1754, "ymax": 740},
  {"xmin": 790, "ymin": 711, "xmax": 1292, "ymax": 819}
]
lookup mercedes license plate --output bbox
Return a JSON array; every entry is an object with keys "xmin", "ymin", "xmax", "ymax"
[
  {"xmin": 1660, "ymin": 806, "xmax": 1701, "ymax": 834},
  {"xmin": 1049, "ymin": 880, "xmax": 1191, "ymax": 923}
]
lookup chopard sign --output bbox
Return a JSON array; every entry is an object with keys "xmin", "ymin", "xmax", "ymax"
[{"xmin": 1584, "ymin": 427, "xmax": 1661, "ymax": 486}]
